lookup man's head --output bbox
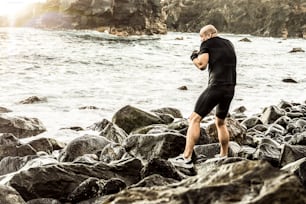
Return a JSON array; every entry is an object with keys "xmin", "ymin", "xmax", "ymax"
[{"xmin": 200, "ymin": 25, "xmax": 218, "ymax": 42}]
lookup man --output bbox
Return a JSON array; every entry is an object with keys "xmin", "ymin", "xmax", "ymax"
[{"xmin": 169, "ymin": 24, "xmax": 237, "ymax": 168}]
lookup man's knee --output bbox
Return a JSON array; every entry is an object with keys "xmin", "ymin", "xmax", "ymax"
[
  {"xmin": 215, "ymin": 117, "xmax": 226, "ymax": 127},
  {"xmin": 189, "ymin": 112, "xmax": 202, "ymax": 123}
]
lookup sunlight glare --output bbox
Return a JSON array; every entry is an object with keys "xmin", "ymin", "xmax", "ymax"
[{"xmin": 0, "ymin": 0, "xmax": 46, "ymax": 18}]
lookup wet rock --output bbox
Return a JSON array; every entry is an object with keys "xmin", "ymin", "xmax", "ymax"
[
  {"xmin": 261, "ymin": 105, "xmax": 285, "ymax": 124},
  {"xmin": 0, "ymin": 155, "xmax": 37, "ymax": 176},
  {"xmin": 288, "ymin": 132, "xmax": 306, "ymax": 145},
  {"xmin": 274, "ymin": 115, "xmax": 292, "ymax": 129},
  {"xmin": 141, "ymin": 158, "xmax": 185, "ymax": 181},
  {"xmin": 79, "ymin": 106, "xmax": 99, "ymax": 110},
  {"xmin": 253, "ymin": 138, "xmax": 282, "ymax": 167},
  {"xmin": 26, "ymin": 138, "xmax": 54, "ymax": 154},
  {"xmin": 289, "ymin": 47, "xmax": 305, "ymax": 53},
  {"xmin": 18, "ymin": 96, "xmax": 47, "ymax": 104},
  {"xmin": 233, "ymin": 105, "xmax": 247, "ymax": 114},
  {"xmin": 8, "ymin": 158, "xmax": 142, "ymax": 202},
  {"xmin": 130, "ymin": 174, "xmax": 178, "ymax": 188},
  {"xmin": 0, "ymin": 144, "xmax": 36, "ymax": 161},
  {"xmin": 282, "ymin": 78, "xmax": 298, "ymax": 83},
  {"xmin": 280, "ymin": 144, "xmax": 306, "ymax": 167},
  {"xmin": 0, "ymin": 107, "xmax": 12, "ymax": 113},
  {"xmin": 281, "ymin": 157, "xmax": 306, "ymax": 188},
  {"xmin": 239, "ymin": 37, "xmax": 252, "ymax": 42},
  {"xmin": 60, "ymin": 126, "xmax": 84, "ymax": 131},
  {"xmin": 177, "ymin": 85, "xmax": 188, "ymax": 90},
  {"xmin": 0, "ymin": 133, "xmax": 20, "ymax": 145},
  {"xmin": 99, "ymin": 120, "xmax": 128, "ymax": 144},
  {"xmin": 206, "ymin": 117, "xmax": 246, "ymax": 145},
  {"xmin": 58, "ymin": 134, "xmax": 112, "ymax": 162},
  {"xmin": 99, "ymin": 143, "xmax": 127, "ymax": 163},
  {"xmin": 103, "ymin": 160, "xmax": 306, "ymax": 204},
  {"xmin": 151, "ymin": 107, "xmax": 183, "ymax": 119},
  {"xmin": 27, "ymin": 198, "xmax": 61, "ymax": 204},
  {"xmin": 112, "ymin": 105, "xmax": 165, "ymax": 134},
  {"xmin": 88, "ymin": 118, "xmax": 111, "ymax": 132},
  {"xmin": 0, "ymin": 184, "xmax": 26, "ymax": 204},
  {"xmin": 123, "ymin": 132, "xmax": 186, "ymax": 164},
  {"xmin": 241, "ymin": 116, "xmax": 263, "ymax": 129},
  {"xmin": 0, "ymin": 115, "xmax": 46, "ymax": 138}
]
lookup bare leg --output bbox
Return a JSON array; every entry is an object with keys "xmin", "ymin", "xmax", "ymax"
[
  {"xmin": 183, "ymin": 112, "xmax": 202, "ymax": 159},
  {"xmin": 215, "ymin": 117, "xmax": 229, "ymax": 156}
]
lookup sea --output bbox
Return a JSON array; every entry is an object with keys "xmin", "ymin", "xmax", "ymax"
[{"xmin": 0, "ymin": 27, "xmax": 305, "ymax": 143}]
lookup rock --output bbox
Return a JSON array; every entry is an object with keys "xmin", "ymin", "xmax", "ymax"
[
  {"xmin": 261, "ymin": 105, "xmax": 285, "ymax": 124},
  {"xmin": 232, "ymin": 105, "xmax": 247, "ymax": 114},
  {"xmin": 130, "ymin": 174, "xmax": 178, "ymax": 188},
  {"xmin": 0, "ymin": 133, "xmax": 20, "ymax": 145},
  {"xmin": 239, "ymin": 37, "xmax": 252, "ymax": 42},
  {"xmin": 27, "ymin": 198, "xmax": 61, "ymax": 204},
  {"xmin": 60, "ymin": 126, "xmax": 84, "ymax": 131},
  {"xmin": 279, "ymin": 144, "xmax": 306, "ymax": 167},
  {"xmin": 288, "ymin": 132, "xmax": 306, "ymax": 145},
  {"xmin": 141, "ymin": 158, "xmax": 186, "ymax": 181},
  {"xmin": 67, "ymin": 177, "xmax": 102, "ymax": 203},
  {"xmin": 0, "ymin": 107, "xmax": 12, "ymax": 113},
  {"xmin": 177, "ymin": 85, "xmax": 188, "ymax": 90},
  {"xmin": 0, "ymin": 115, "xmax": 46, "ymax": 138},
  {"xmin": 205, "ymin": 117, "xmax": 246, "ymax": 145},
  {"xmin": 123, "ymin": 132, "xmax": 186, "ymax": 164},
  {"xmin": 99, "ymin": 120, "xmax": 128, "ymax": 144},
  {"xmin": 281, "ymin": 157, "xmax": 306, "ymax": 188},
  {"xmin": 241, "ymin": 116, "xmax": 263, "ymax": 129},
  {"xmin": 88, "ymin": 118, "xmax": 111, "ymax": 132},
  {"xmin": 0, "ymin": 155, "xmax": 37, "ymax": 176},
  {"xmin": 26, "ymin": 138, "xmax": 54, "ymax": 154},
  {"xmin": 282, "ymin": 78, "xmax": 298, "ymax": 83},
  {"xmin": 102, "ymin": 160, "xmax": 306, "ymax": 204},
  {"xmin": 274, "ymin": 115, "xmax": 292, "ymax": 129},
  {"xmin": 8, "ymin": 158, "xmax": 142, "ymax": 202},
  {"xmin": 289, "ymin": 47, "xmax": 305, "ymax": 53},
  {"xmin": 58, "ymin": 134, "xmax": 112, "ymax": 162},
  {"xmin": 0, "ymin": 184, "xmax": 26, "ymax": 204},
  {"xmin": 0, "ymin": 144, "xmax": 37, "ymax": 161},
  {"xmin": 151, "ymin": 107, "xmax": 183, "ymax": 119},
  {"xmin": 99, "ymin": 143, "xmax": 127, "ymax": 163},
  {"xmin": 253, "ymin": 138, "xmax": 282, "ymax": 167},
  {"xmin": 78, "ymin": 106, "xmax": 99, "ymax": 110},
  {"xmin": 101, "ymin": 178, "xmax": 127, "ymax": 196},
  {"xmin": 112, "ymin": 105, "xmax": 164, "ymax": 134},
  {"xmin": 18, "ymin": 96, "xmax": 47, "ymax": 104}
]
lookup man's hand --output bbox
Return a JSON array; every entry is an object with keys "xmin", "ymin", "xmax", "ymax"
[{"xmin": 190, "ymin": 50, "xmax": 199, "ymax": 61}]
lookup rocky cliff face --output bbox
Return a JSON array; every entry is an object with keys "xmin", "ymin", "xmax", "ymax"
[
  {"xmin": 14, "ymin": 0, "xmax": 167, "ymax": 36},
  {"xmin": 162, "ymin": 0, "xmax": 306, "ymax": 38}
]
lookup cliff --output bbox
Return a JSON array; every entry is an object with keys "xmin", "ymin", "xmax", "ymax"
[{"xmin": 162, "ymin": 0, "xmax": 306, "ymax": 38}]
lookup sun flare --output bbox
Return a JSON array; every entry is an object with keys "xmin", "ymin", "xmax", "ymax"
[{"xmin": 0, "ymin": 0, "xmax": 46, "ymax": 18}]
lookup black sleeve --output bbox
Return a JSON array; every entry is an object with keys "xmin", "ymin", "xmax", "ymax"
[{"xmin": 198, "ymin": 41, "xmax": 209, "ymax": 55}]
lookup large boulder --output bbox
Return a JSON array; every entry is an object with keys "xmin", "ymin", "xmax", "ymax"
[
  {"xmin": 0, "ymin": 115, "xmax": 46, "ymax": 138},
  {"xmin": 58, "ymin": 134, "xmax": 112, "ymax": 162},
  {"xmin": 123, "ymin": 132, "xmax": 186, "ymax": 164},
  {"xmin": 7, "ymin": 158, "xmax": 142, "ymax": 202},
  {"xmin": 112, "ymin": 105, "xmax": 165, "ymax": 134},
  {"xmin": 101, "ymin": 160, "xmax": 306, "ymax": 203}
]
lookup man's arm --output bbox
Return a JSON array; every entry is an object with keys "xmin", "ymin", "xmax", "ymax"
[{"xmin": 192, "ymin": 53, "xmax": 209, "ymax": 71}]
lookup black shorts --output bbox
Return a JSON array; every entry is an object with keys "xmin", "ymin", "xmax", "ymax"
[{"xmin": 194, "ymin": 85, "xmax": 235, "ymax": 119}]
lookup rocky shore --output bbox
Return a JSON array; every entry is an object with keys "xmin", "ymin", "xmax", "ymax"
[
  {"xmin": 0, "ymin": 98, "xmax": 306, "ymax": 203},
  {"xmin": 1, "ymin": 0, "xmax": 305, "ymax": 38}
]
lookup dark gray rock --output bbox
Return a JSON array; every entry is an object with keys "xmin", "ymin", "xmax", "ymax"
[
  {"xmin": 280, "ymin": 144, "xmax": 306, "ymax": 167},
  {"xmin": 0, "ymin": 155, "xmax": 37, "ymax": 176},
  {"xmin": 59, "ymin": 134, "xmax": 112, "ymax": 162},
  {"xmin": 26, "ymin": 138, "xmax": 54, "ymax": 154},
  {"xmin": 99, "ymin": 143, "xmax": 127, "ymax": 163},
  {"xmin": 281, "ymin": 157, "xmax": 306, "ymax": 188},
  {"xmin": 123, "ymin": 132, "xmax": 186, "ymax": 164},
  {"xmin": 261, "ymin": 105, "xmax": 285, "ymax": 124},
  {"xmin": 99, "ymin": 120, "xmax": 128, "ymax": 144},
  {"xmin": 8, "ymin": 157, "xmax": 142, "ymax": 202},
  {"xmin": 0, "ymin": 133, "xmax": 20, "ymax": 145},
  {"xmin": 241, "ymin": 116, "xmax": 263, "ymax": 129},
  {"xmin": 18, "ymin": 96, "xmax": 47, "ymax": 104},
  {"xmin": 206, "ymin": 117, "xmax": 246, "ymax": 145},
  {"xmin": 27, "ymin": 198, "xmax": 61, "ymax": 204},
  {"xmin": 0, "ymin": 144, "xmax": 37, "ymax": 161},
  {"xmin": 130, "ymin": 174, "xmax": 178, "ymax": 188},
  {"xmin": 288, "ymin": 132, "xmax": 306, "ymax": 145},
  {"xmin": 102, "ymin": 160, "xmax": 306, "ymax": 204},
  {"xmin": 151, "ymin": 107, "xmax": 183, "ymax": 118},
  {"xmin": 112, "ymin": 105, "xmax": 165, "ymax": 134},
  {"xmin": 0, "ymin": 115, "xmax": 46, "ymax": 138},
  {"xmin": 0, "ymin": 107, "xmax": 12, "ymax": 113}
]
